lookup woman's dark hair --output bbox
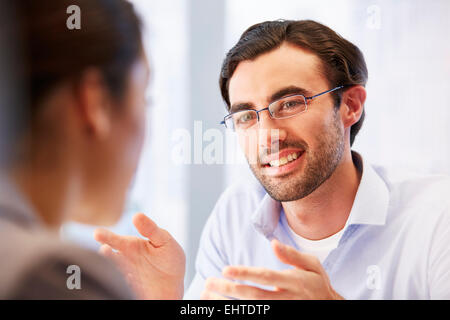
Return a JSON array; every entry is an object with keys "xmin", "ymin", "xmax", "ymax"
[
  {"xmin": 17, "ymin": 0, "xmax": 143, "ymax": 113},
  {"xmin": 0, "ymin": 1, "xmax": 23, "ymax": 166},
  {"xmin": 220, "ymin": 20, "xmax": 368, "ymax": 146}
]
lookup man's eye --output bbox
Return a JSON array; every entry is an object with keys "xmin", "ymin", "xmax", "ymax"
[
  {"xmin": 237, "ymin": 112, "xmax": 254, "ymax": 123},
  {"xmin": 282, "ymin": 100, "xmax": 303, "ymax": 109}
]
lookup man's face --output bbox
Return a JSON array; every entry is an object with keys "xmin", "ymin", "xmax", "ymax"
[{"xmin": 228, "ymin": 43, "xmax": 345, "ymax": 202}]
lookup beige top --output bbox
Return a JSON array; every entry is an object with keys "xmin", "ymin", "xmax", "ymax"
[{"xmin": 0, "ymin": 173, "xmax": 134, "ymax": 299}]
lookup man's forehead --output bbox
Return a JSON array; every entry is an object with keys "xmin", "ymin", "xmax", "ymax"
[{"xmin": 228, "ymin": 43, "xmax": 325, "ymax": 104}]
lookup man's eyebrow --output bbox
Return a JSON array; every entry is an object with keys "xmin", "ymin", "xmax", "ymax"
[
  {"xmin": 230, "ymin": 102, "xmax": 256, "ymax": 113},
  {"xmin": 269, "ymin": 86, "xmax": 312, "ymax": 103},
  {"xmin": 229, "ymin": 86, "xmax": 312, "ymax": 113}
]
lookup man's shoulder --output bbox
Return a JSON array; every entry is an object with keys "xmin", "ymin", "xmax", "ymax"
[
  {"xmin": 210, "ymin": 179, "xmax": 267, "ymax": 224},
  {"xmin": 373, "ymin": 164, "xmax": 450, "ymax": 216},
  {"xmin": 374, "ymin": 165, "xmax": 450, "ymax": 199}
]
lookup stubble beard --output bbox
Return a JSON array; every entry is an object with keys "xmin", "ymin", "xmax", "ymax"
[{"xmin": 248, "ymin": 111, "xmax": 345, "ymax": 202}]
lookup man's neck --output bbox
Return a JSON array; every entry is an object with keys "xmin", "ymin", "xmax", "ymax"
[{"xmin": 281, "ymin": 151, "xmax": 362, "ymax": 240}]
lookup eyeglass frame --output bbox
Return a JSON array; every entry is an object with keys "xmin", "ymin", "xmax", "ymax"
[{"xmin": 220, "ymin": 85, "xmax": 345, "ymax": 129}]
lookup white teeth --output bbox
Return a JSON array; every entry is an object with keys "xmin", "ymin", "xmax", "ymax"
[
  {"xmin": 268, "ymin": 152, "xmax": 301, "ymax": 167},
  {"xmin": 269, "ymin": 160, "xmax": 279, "ymax": 167}
]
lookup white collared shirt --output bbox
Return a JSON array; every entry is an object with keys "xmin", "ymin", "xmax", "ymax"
[{"xmin": 185, "ymin": 152, "xmax": 450, "ymax": 299}]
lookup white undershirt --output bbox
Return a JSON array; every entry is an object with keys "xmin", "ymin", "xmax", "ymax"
[{"xmin": 281, "ymin": 212, "xmax": 345, "ymax": 263}]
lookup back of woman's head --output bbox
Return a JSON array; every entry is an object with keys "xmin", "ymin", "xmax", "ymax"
[
  {"xmin": 17, "ymin": 0, "xmax": 142, "ymax": 114},
  {"xmin": 3, "ymin": 0, "xmax": 147, "ymax": 226}
]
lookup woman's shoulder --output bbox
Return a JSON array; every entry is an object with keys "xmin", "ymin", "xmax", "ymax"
[{"xmin": 0, "ymin": 223, "xmax": 134, "ymax": 299}]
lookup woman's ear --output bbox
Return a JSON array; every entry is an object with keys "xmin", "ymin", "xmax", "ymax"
[
  {"xmin": 75, "ymin": 68, "xmax": 112, "ymax": 139},
  {"xmin": 339, "ymin": 85, "xmax": 366, "ymax": 129}
]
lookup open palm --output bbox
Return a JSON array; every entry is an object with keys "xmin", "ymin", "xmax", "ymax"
[{"xmin": 94, "ymin": 213, "xmax": 185, "ymax": 299}]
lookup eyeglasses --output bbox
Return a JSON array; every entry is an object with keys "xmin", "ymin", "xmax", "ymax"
[{"xmin": 220, "ymin": 86, "xmax": 344, "ymax": 131}]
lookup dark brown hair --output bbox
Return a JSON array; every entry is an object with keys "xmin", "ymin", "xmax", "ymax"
[
  {"xmin": 1, "ymin": 0, "xmax": 142, "ymax": 166},
  {"xmin": 220, "ymin": 20, "xmax": 368, "ymax": 146},
  {"xmin": 17, "ymin": 0, "xmax": 143, "ymax": 114}
]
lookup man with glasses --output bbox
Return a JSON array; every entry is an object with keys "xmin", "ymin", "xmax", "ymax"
[
  {"xmin": 97, "ymin": 19, "xmax": 450, "ymax": 299},
  {"xmin": 184, "ymin": 19, "xmax": 450, "ymax": 299}
]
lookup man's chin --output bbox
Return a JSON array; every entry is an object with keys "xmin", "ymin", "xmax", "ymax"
[
  {"xmin": 264, "ymin": 188, "xmax": 300, "ymax": 202},
  {"xmin": 257, "ymin": 179, "xmax": 302, "ymax": 202},
  {"xmin": 255, "ymin": 170, "xmax": 324, "ymax": 202}
]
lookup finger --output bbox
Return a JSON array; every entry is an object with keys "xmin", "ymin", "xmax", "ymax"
[
  {"xmin": 132, "ymin": 213, "xmax": 172, "ymax": 247},
  {"xmin": 271, "ymin": 239, "xmax": 321, "ymax": 272},
  {"xmin": 200, "ymin": 290, "xmax": 230, "ymax": 300},
  {"xmin": 98, "ymin": 244, "xmax": 127, "ymax": 266},
  {"xmin": 98, "ymin": 243, "xmax": 116, "ymax": 258},
  {"xmin": 99, "ymin": 244, "xmax": 121, "ymax": 265},
  {"xmin": 98, "ymin": 244, "xmax": 131, "ymax": 273},
  {"xmin": 222, "ymin": 266, "xmax": 292, "ymax": 290},
  {"xmin": 94, "ymin": 228, "xmax": 129, "ymax": 252},
  {"xmin": 205, "ymin": 277, "xmax": 279, "ymax": 300}
]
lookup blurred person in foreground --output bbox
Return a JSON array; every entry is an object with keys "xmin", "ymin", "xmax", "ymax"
[{"xmin": 0, "ymin": 0, "xmax": 184, "ymax": 299}]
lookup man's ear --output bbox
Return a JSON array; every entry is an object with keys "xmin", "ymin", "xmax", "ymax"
[
  {"xmin": 339, "ymin": 85, "xmax": 366, "ymax": 129},
  {"xmin": 75, "ymin": 69, "xmax": 112, "ymax": 139}
]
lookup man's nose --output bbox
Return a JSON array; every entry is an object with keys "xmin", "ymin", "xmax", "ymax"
[{"xmin": 257, "ymin": 111, "xmax": 286, "ymax": 150}]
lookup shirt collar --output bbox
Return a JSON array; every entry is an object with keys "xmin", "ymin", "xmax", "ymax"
[
  {"xmin": 345, "ymin": 152, "xmax": 389, "ymax": 227},
  {"xmin": 251, "ymin": 192, "xmax": 282, "ymax": 238},
  {"xmin": 251, "ymin": 151, "xmax": 390, "ymax": 239}
]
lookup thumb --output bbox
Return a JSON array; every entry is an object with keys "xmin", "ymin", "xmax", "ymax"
[
  {"xmin": 132, "ymin": 213, "xmax": 172, "ymax": 247},
  {"xmin": 271, "ymin": 239, "xmax": 321, "ymax": 272}
]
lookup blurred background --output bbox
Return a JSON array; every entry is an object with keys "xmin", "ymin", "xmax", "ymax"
[{"xmin": 60, "ymin": 0, "xmax": 450, "ymax": 287}]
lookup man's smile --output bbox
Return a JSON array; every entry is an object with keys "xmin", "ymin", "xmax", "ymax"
[{"xmin": 260, "ymin": 148, "xmax": 305, "ymax": 176}]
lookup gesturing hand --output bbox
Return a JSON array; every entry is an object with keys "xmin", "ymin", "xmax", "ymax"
[
  {"xmin": 201, "ymin": 239, "xmax": 343, "ymax": 300},
  {"xmin": 94, "ymin": 213, "xmax": 185, "ymax": 300}
]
